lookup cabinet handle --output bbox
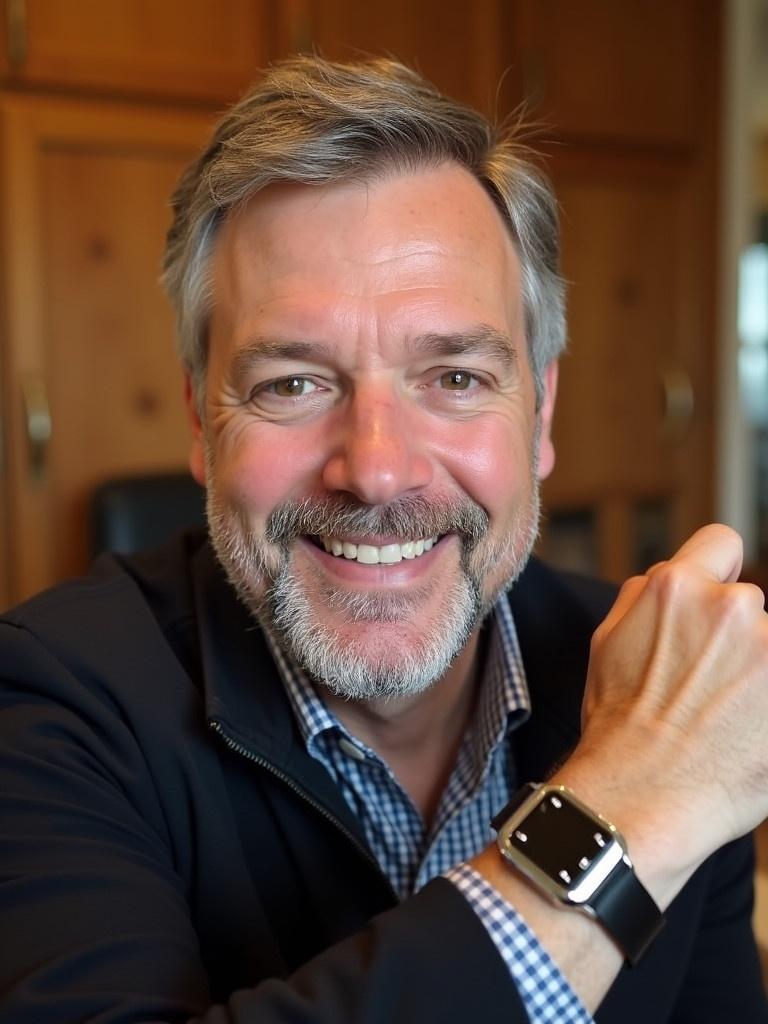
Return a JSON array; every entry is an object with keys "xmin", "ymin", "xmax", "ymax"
[
  {"xmin": 661, "ymin": 367, "xmax": 694, "ymax": 441},
  {"xmin": 6, "ymin": 0, "xmax": 27, "ymax": 70},
  {"xmin": 23, "ymin": 374, "xmax": 51, "ymax": 481}
]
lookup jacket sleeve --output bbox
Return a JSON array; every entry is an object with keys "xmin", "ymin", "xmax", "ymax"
[
  {"xmin": 668, "ymin": 835, "xmax": 768, "ymax": 1024},
  {"xmin": 0, "ymin": 622, "xmax": 525, "ymax": 1024}
]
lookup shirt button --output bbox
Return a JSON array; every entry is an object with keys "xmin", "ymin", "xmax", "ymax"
[{"xmin": 338, "ymin": 737, "xmax": 366, "ymax": 761}]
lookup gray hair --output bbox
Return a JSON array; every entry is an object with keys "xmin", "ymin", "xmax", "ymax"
[{"xmin": 162, "ymin": 55, "xmax": 565, "ymax": 406}]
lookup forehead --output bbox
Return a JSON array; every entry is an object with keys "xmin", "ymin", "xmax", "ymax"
[{"xmin": 209, "ymin": 163, "xmax": 523, "ymax": 349}]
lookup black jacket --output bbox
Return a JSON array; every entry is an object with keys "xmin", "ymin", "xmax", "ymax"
[{"xmin": 0, "ymin": 531, "xmax": 765, "ymax": 1023}]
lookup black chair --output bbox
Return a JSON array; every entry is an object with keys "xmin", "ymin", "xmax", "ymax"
[{"xmin": 90, "ymin": 472, "xmax": 206, "ymax": 557}]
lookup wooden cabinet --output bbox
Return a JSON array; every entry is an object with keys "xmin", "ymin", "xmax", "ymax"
[
  {"xmin": 541, "ymin": 147, "xmax": 716, "ymax": 579},
  {"xmin": 274, "ymin": 0, "xmax": 506, "ymax": 115},
  {"xmin": 0, "ymin": 96, "xmax": 214, "ymax": 601},
  {"xmin": 0, "ymin": 0, "xmax": 267, "ymax": 101},
  {"xmin": 508, "ymin": 1, "xmax": 722, "ymax": 581},
  {"xmin": 0, "ymin": 0, "xmax": 723, "ymax": 601},
  {"xmin": 507, "ymin": 0, "xmax": 716, "ymax": 148}
]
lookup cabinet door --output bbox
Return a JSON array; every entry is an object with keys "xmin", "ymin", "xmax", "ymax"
[
  {"xmin": 1, "ymin": 96, "xmax": 213, "ymax": 603},
  {"xmin": 507, "ymin": 0, "xmax": 718, "ymax": 147},
  {"xmin": 1, "ymin": 0, "xmax": 267, "ymax": 102},
  {"xmin": 275, "ymin": 0, "xmax": 505, "ymax": 115},
  {"xmin": 540, "ymin": 150, "xmax": 715, "ymax": 580}
]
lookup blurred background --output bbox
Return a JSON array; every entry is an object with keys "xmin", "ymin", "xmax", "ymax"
[{"xmin": 0, "ymin": 0, "xmax": 766, "ymax": 974}]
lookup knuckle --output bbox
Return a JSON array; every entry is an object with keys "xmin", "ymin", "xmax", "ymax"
[
  {"xmin": 716, "ymin": 583, "xmax": 763, "ymax": 623},
  {"xmin": 644, "ymin": 560, "xmax": 668, "ymax": 577},
  {"xmin": 644, "ymin": 560, "xmax": 688, "ymax": 599},
  {"xmin": 741, "ymin": 582, "xmax": 767, "ymax": 610},
  {"xmin": 590, "ymin": 624, "xmax": 605, "ymax": 651},
  {"xmin": 621, "ymin": 573, "xmax": 647, "ymax": 592}
]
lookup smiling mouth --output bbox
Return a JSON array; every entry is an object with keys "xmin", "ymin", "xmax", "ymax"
[{"xmin": 309, "ymin": 535, "xmax": 442, "ymax": 564}]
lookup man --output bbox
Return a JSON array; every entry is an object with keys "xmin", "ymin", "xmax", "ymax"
[{"xmin": 0, "ymin": 56, "xmax": 766, "ymax": 1023}]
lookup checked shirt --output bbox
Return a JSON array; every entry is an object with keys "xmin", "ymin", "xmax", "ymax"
[{"xmin": 264, "ymin": 594, "xmax": 592, "ymax": 1024}]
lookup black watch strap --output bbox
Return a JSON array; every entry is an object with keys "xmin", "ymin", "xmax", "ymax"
[
  {"xmin": 491, "ymin": 781, "xmax": 539, "ymax": 831},
  {"xmin": 590, "ymin": 854, "xmax": 665, "ymax": 965},
  {"xmin": 492, "ymin": 783, "xmax": 664, "ymax": 966}
]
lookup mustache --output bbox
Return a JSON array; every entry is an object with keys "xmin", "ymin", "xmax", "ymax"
[{"xmin": 264, "ymin": 494, "xmax": 489, "ymax": 548}]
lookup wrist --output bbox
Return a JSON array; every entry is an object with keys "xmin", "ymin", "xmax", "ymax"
[
  {"xmin": 469, "ymin": 842, "xmax": 624, "ymax": 1013},
  {"xmin": 490, "ymin": 781, "xmax": 665, "ymax": 965},
  {"xmin": 546, "ymin": 757, "xmax": 701, "ymax": 911}
]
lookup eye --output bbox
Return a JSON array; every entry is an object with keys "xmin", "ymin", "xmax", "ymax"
[
  {"xmin": 267, "ymin": 376, "xmax": 318, "ymax": 398},
  {"xmin": 438, "ymin": 370, "xmax": 478, "ymax": 391}
]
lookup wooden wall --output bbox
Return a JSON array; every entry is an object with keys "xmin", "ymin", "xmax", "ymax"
[{"xmin": 0, "ymin": 0, "xmax": 723, "ymax": 605}]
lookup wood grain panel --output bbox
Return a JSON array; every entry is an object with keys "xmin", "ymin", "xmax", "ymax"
[
  {"xmin": 3, "ymin": 0, "xmax": 267, "ymax": 102},
  {"xmin": 0, "ymin": 95, "xmax": 213, "ymax": 601}
]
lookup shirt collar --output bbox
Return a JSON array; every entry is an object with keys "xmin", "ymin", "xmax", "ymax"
[{"xmin": 261, "ymin": 591, "xmax": 531, "ymax": 764}]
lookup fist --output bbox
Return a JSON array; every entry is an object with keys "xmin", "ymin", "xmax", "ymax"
[{"xmin": 575, "ymin": 525, "xmax": 768, "ymax": 878}]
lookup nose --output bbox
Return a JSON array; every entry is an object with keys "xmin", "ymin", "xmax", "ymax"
[{"xmin": 321, "ymin": 384, "xmax": 433, "ymax": 505}]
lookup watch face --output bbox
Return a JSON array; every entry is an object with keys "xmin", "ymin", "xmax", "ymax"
[{"xmin": 502, "ymin": 788, "xmax": 623, "ymax": 901}]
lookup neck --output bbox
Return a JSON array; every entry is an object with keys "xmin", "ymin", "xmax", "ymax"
[{"xmin": 323, "ymin": 628, "xmax": 484, "ymax": 825}]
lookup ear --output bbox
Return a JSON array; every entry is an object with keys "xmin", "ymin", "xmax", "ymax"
[
  {"xmin": 536, "ymin": 360, "xmax": 558, "ymax": 481},
  {"xmin": 184, "ymin": 372, "xmax": 207, "ymax": 486}
]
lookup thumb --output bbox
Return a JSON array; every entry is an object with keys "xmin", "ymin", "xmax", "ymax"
[{"xmin": 660, "ymin": 523, "xmax": 743, "ymax": 584}]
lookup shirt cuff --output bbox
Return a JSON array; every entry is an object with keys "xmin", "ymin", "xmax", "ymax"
[{"xmin": 444, "ymin": 863, "xmax": 594, "ymax": 1024}]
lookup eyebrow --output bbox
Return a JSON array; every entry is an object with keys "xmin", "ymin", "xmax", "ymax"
[
  {"xmin": 228, "ymin": 337, "xmax": 334, "ymax": 391},
  {"xmin": 405, "ymin": 326, "xmax": 518, "ymax": 368},
  {"xmin": 228, "ymin": 324, "xmax": 518, "ymax": 390}
]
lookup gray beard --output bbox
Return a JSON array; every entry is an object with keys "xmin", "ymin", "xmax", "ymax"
[{"xmin": 204, "ymin": 451, "xmax": 541, "ymax": 702}]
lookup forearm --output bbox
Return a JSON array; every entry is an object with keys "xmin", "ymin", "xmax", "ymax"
[
  {"xmin": 470, "ymin": 524, "xmax": 768, "ymax": 1014},
  {"xmin": 470, "ymin": 839, "xmax": 624, "ymax": 1014}
]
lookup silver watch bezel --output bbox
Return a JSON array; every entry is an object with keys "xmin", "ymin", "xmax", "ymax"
[{"xmin": 496, "ymin": 784, "xmax": 630, "ymax": 914}]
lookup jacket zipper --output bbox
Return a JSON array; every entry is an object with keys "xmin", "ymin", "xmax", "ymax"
[{"xmin": 208, "ymin": 717, "xmax": 400, "ymax": 903}]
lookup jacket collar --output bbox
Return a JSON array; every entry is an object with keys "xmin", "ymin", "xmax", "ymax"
[
  {"xmin": 507, "ymin": 558, "xmax": 613, "ymax": 781},
  {"xmin": 191, "ymin": 542, "xmax": 369, "ymax": 841},
  {"xmin": 192, "ymin": 540, "xmax": 606, "ymax": 816}
]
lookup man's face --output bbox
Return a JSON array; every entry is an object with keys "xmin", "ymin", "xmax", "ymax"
[{"xmin": 188, "ymin": 163, "xmax": 557, "ymax": 700}]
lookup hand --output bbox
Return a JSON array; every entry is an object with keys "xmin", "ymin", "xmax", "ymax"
[{"xmin": 559, "ymin": 524, "xmax": 768, "ymax": 899}]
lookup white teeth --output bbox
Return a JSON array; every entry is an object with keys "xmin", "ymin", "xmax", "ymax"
[
  {"xmin": 379, "ymin": 544, "xmax": 402, "ymax": 564},
  {"xmin": 356, "ymin": 544, "xmax": 379, "ymax": 565},
  {"xmin": 318, "ymin": 535, "xmax": 439, "ymax": 564}
]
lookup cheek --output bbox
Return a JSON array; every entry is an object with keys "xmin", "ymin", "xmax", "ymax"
[
  {"xmin": 436, "ymin": 415, "xmax": 534, "ymax": 515},
  {"xmin": 211, "ymin": 425, "xmax": 323, "ymax": 519}
]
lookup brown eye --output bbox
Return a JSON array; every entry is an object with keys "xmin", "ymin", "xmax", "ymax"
[
  {"xmin": 271, "ymin": 377, "xmax": 315, "ymax": 397},
  {"xmin": 439, "ymin": 370, "xmax": 475, "ymax": 391}
]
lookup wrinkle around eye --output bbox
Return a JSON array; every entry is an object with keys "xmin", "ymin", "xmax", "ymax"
[{"xmin": 244, "ymin": 376, "xmax": 340, "ymax": 424}]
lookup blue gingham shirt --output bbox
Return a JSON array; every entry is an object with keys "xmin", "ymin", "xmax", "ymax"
[{"xmin": 264, "ymin": 595, "xmax": 592, "ymax": 1024}]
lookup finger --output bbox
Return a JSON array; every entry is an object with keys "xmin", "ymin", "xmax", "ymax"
[
  {"xmin": 665, "ymin": 523, "xmax": 743, "ymax": 584},
  {"xmin": 644, "ymin": 560, "xmax": 667, "ymax": 576},
  {"xmin": 598, "ymin": 575, "xmax": 648, "ymax": 634}
]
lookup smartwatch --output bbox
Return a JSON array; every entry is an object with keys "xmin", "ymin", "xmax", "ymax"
[{"xmin": 491, "ymin": 782, "xmax": 664, "ymax": 965}]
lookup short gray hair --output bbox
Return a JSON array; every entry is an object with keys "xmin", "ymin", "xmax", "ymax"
[{"xmin": 162, "ymin": 55, "xmax": 565, "ymax": 406}]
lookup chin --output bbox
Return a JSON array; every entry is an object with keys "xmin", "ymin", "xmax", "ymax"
[
  {"xmin": 204, "ymin": 458, "xmax": 541, "ymax": 701},
  {"xmin": 264, "ymin": 561, "xmax": 483, "ymax": 702}
]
